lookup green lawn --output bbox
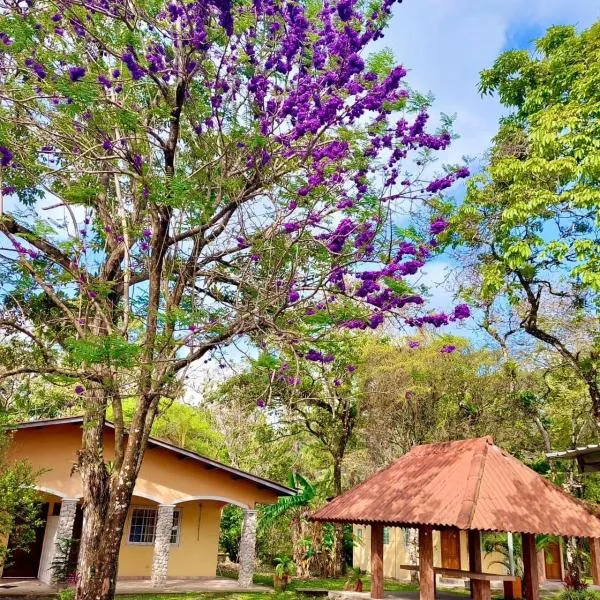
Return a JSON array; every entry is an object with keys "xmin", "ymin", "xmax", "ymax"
[{"xmin": 115, "ymin": 573, "xmax": 472, "ymax": 600}]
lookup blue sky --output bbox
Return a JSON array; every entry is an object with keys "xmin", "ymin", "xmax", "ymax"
[
  {"xmin": 382, "ymin": 0, "xmax": 600, "ymax": 321},
  {"xmin": 386, "ymin": 0, "xmax": 599, "ymax": 166}
]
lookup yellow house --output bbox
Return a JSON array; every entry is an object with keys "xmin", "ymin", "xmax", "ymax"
[{"xmin": 1, "ymin": 416, "xmax": 292, "ymax": 586}]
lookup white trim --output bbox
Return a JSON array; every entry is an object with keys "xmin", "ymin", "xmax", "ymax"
[
  {"xmin": 34, "ymin": 485, "xmax": 78, "ymax": 499},
  {"xmin": 171, "ymin": 495, "xmax": 250, "ymax": 509},
  {"xmin": 131, "ymin": 490, "xmax": 163, "ymax": 504}
]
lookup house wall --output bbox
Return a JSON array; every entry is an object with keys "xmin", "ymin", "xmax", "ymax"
[
  {"xmin": 8, "ymin": 425, "xmax": 280, "ymax": 507},
  {"xmin": 353, "ymin": 526, "xmax": 508, "ymax": 580},
  {"xmin": 117, "ymin": 498, "xmax": 223, "ymax": 578},
  {"xmin": 5, "ymin": 424, "xmax": 281, "ymax": 579}
]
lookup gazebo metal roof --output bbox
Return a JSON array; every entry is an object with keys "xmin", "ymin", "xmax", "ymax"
[{"xmin": 312, "ymin": 436, "xmax": 600, "ymax": 537}]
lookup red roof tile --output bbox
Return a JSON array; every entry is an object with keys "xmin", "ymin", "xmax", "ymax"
[{"xmin": 311, "ymin": 437, "xmax": 600, "ymax": 537}]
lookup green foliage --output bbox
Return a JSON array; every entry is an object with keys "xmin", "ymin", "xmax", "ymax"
[
  {"xmin": 452, "ymin": 21, "xmax": 600, "ymax": 424},
  {"xmin": 66, "ymin": 336, "xmax": 141, "ymax": 368},
  {"xmin": 54, "ymin": 589, "xmax": 76, "ymax": 600},
  {"xmin": 274, "ymin": 556, "xmax": 296, "ymax": 578},
  {"xmin": 110, "ymin": 399, "xmax": 225, "ymax": 459},
  {"xmin": 50, "ymin": 536, "xmax": 80, "ymax": 584},
  {"xmin": 458, "ymin": 22, "xmax": 600, "ymax": 289},
  {"xmin": 260, "ymin": 473, "xmax": 317, "ymax": 529},
  {"xmin": 0, "ymin": 432, "xmax": 43, "ymax": 566},
  {"xmin": 558, "ymin": 591, "xmax": 600, "ymax": 600},
  {"xmin": 219, "ymin": 505, "xmax": 244, "ymax": 563}
]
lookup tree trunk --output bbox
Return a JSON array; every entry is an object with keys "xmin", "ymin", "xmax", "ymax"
[
  {"xmin": 585, "ymin": 375, "xmax": 600, "ymax": 433},
  {"xmin": 76, "ymin": 457, "xmax": 140, "ymax": 600},
  {"xmin": 331, "ymin": 457, "xmax": 345, "ymax": 577},
  {"xmin": 407, "ymin": 528, "xmax": 420, "ymax": 583},
  {"xmin": 75, "ymin": 397, "xmax": 146, "ymax": 600}
]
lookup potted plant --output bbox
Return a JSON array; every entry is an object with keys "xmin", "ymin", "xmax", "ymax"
[
  {"xmin": 273, "ymin": 556, "xmax": 296, "ymax": 591},
  {"xmin": 344, "ymin": 567, "xmax": 365, "ymax": 592}
]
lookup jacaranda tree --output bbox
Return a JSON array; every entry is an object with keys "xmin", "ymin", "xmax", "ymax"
[{"xmin": 0, "ymin": 0, "xmax": 468, "ymax": 597}]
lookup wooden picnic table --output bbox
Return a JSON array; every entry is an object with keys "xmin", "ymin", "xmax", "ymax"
[{"xmin": 399, "ymin": 564, "xmax": 518, "ymax": 582}]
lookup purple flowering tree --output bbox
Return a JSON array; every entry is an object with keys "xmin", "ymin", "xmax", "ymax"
[{"xmin": 0, "ymin": 0, "xmax": 468, "ymax": 597}]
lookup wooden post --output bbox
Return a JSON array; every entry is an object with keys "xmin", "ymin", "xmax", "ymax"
[
  {"xmin": 419, "ymin": 526, "xmax": 435, "ymax": 600},
  {"xmin": 590, "ymin": 538, "xmax": 600, "ymax": 585},
  {"xmin": 371, "ymin": 524, "xmax": 384, "ymax": 599},
  {"xmin": 522, "ymin": 534, "xmax": 540, "ymax": 600},
  {"xmin": 468, "ymin": 531, "xmax": 490, "ymax": 600}
]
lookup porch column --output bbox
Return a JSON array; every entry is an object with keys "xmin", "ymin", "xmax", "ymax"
[
  {"xmin": 590, "ymin": 538, "xmax": 600, "ymax": 585},
  {"xmin": 151, "ymin": 504, "xmax": 175, "ymax": 587},
  {"xmin": 468, "ymin": 530, "xmax": 490, "ymax": 600},
  {"xmin": 40, "ymin": 499, "xmax": 78, "ymax": 584},
  {"xmin": 371, "ymin": 524, "xmax": 384, "ymax": 599},
  {"xmin": 238, "ymin": 509, "xmax": 258, "ymax": 588},
  {"xmin": 56, "ymin": 499, "xmax": 78, "ymax": 542},
  {"xmin": 522, "ymin": 533, "xmax": 540, "ymax": 600},
  {"xmin": 419, "ymin": 526, "xmax": 435, "ymax": 600}
]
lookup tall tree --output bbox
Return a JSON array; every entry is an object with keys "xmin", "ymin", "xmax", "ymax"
[
  {"xmin": 0, "ymin": 0, "xmax": 468, "ymax": 596},
  {"xmin": 451, "ymin": 23, "xmax": 600, "ymax": 428},
  {"xmin": 356, "ymin": 336, "xmax": 547, "ymax": 473},
  {"xmin": 217, "ymin": 333, "xmax": 366, "ymax": 574}
]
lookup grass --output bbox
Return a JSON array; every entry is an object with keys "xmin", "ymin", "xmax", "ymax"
[{"xmin": 116, "ymin": 572, "xmax": 472, "ymax": 600}]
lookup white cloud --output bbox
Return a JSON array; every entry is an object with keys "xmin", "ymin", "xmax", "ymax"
[{"xmin": 385, "ymin": 0, "xmax": 599, "ymax": 164}]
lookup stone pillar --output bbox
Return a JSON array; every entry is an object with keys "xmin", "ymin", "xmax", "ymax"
[
  {"xmin": 56, "ymin": 499, "xmax": 78, "ymax": 541},
  {"xmin": 371, "ymin": 524, "xmax": 384, "ymax": 599},
  {"xmin": 39, "ymin": 499, "xmax": 78, "ymax": 584},
  {"xmin": 238, "ymin": 509, "xmax": 258, "ymax": 588},
  {"xmin": 151, "ymin": 504, "xmax": 175, "ymax": 587}
]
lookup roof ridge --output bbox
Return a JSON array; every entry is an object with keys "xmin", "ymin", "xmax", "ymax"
[{"xmin": 456, "ymin": 437, "xmax": 490, "ymax": 529}]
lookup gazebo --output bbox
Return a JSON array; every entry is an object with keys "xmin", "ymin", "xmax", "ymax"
[{"xmin": 311, "ymin": 437, "xmax": 600, "ymax": 600}]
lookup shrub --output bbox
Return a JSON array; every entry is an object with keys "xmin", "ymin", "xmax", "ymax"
[{"xmin": 558, "ymin": 590, "xmax": 600, "ymax": 600}]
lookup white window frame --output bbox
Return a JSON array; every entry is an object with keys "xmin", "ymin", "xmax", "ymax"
[{"xmin": 127, "ymin": 505, "xmax": 182, "ymax": 546}]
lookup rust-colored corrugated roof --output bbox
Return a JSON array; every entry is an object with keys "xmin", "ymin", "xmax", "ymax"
[{"xmin": 311, "ymin": 436, "xmax": 600, "ymax": 537}]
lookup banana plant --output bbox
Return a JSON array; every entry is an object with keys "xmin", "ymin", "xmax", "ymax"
[{"xmin": 260, "ymin": 472, "xmax": 317, "ymax": 528}]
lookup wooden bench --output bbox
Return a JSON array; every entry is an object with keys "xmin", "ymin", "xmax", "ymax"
[
  {"xmin": 399, "ymin": 564, "xmax": 518, "ymax": 600},
  {"xmin": 399, "ymin": 564, "xmax": 518, "ymax": 581},
  {"xmin": 295, "ymin": 588, "xmax": 330, "ymax": 596}
]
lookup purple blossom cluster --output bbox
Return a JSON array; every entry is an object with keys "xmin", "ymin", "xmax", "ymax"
[
  {"xmin": 0, "ymin": 146, "xmax": 13, "ymax": 167},
  {"xmin": 0, "ymin": 0, "xmax": 475, "ymax": 376}
]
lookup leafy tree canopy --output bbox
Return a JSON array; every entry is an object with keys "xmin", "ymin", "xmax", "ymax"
[{"xmin": 450, "ymin": 23, "xmax": 600, "ymax": 425}]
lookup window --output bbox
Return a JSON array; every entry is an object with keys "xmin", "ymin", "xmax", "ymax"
[
  {"xmin": 356, "ymin": 528, "xmax": 363, "ymax": 541},
  {"xmin": 128, "ymin": 507, "xmax": 181, "ymax": 545},
  {"xmin": 170, "ymin": 509, "xmax": 181, "ymax": 544},
  {"xmin": 402, "ymin": 528, "xmax": 411, "ymax": 546},
  {"xmin": 383, "ymin": 527, "xmax": 390, "ymax": 545},
  {"xmin": 129, "ymin": 507, "xmax": 158, "ymax": 544}
]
